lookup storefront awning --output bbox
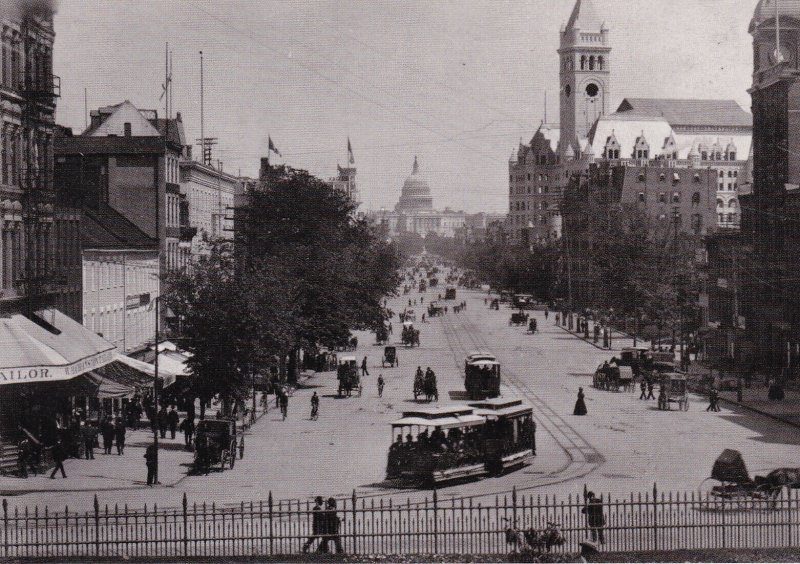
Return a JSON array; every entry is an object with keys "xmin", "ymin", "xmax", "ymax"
[
  {"xmin": 79, "ymin": 370, "xmax": 134, "ymax": 399},
  {"xmin": 114, "ymin": 353, "xmax": 179, "ymax": 389},
  {"xmin": 0, "ymin": 309, "xmax": 115, "ymax": 385}
]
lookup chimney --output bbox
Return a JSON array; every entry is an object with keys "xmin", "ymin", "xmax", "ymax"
[{"xmin": 176, "ymin": 111, "xmax": 182, "ymax": 122}]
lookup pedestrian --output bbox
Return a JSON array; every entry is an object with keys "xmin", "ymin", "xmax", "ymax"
[
  {"xmin": 302, "ymin": 496, "xmax": 325, "ymax": 553},
  {"xmin": 168, "ymin": 406, "xmax": 179, "ymax": 439},
  {"xmin": 484, "ymin": 298, "xmax": 488, "ymax": 306},
  {"xmin": 361, "ymin": 356, "xmax": 369, "ymax": 377},
  {"xmin": 81, "ymin": 422, "xmax": 95, "ymax": 460},
  {"xmin": 657, "ymin": 386, "xmax": 668, "ymax": 410},
  {"xmin": 114, "ymin": 418, "xmax": 126, "ymax": 455},
  {"xmin": 49, "ymin": 440, "xmax": 67, "ymax": 479},
  {"xmin": 544, "ymin": 308, "xmax": 549, "ymax": 320},
  {"xmin": 706, "ymin": 388, "xmax": 717, "ymax": 411},
  {"xmin": 319, "ymin": 497, "xmax": 344, "ymax": 554},
  {"xmin": 280, "ymin": 392, "xmax": 289, "ymax": 421},
  {"xmin": 422, "ymin": 313, "xmax": 426, "ymax": 323},
  {"xmin": 310, "ymin": 391, "xmax": 320, "ymax": 420},
  {"xmin": 180, "ymin": 417, "xmax": 195, "ymax": 448},
  {"xmin": 555, "ymin": 313, "xmax": 560, "ymax": 325},
  {"xmin": 158, "ymin": 406, "xmax": 168, "ymax": 439},
  {"xmin": 144, "ymin": 443, "xmax": 157, "ymax": 486},
  {"xmin": 377, "ymin": 374, "xmax": 385, "ymax": 398},
  {"xmin": 582, "ymin": 492, "xmax": 606, "ymax": 545},
  {"xmin": 101, "ymin": 417, "xmax": 115, "ymax": 454},
  {"xmin": 646, "ymin": 380, "xmax": 655, "ymax": 400},
  {"xmin": 573, "ymin": 387, "xmax": 588, "ymax": 416}
]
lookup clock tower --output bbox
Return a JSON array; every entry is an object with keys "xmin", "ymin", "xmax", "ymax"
[{"xmin": 558, "ymin": 0, "xmax": 611, "ymax": 157}]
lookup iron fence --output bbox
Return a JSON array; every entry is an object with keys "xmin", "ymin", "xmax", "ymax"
[{"xmin": 3, "ymin": 485, "xmax": 800, "ymax": 558}]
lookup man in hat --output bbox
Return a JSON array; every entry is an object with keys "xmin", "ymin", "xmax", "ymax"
[
  {"xmin": 302, "ymin": 496, "xmax": 325, "ymax": 553},
  {"xmin": 582, "ymin": 492, "xmax": 605, "ymax": 545}
]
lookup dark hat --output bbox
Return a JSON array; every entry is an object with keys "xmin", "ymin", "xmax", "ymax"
[{"xmin": 315, "ymin": 496, "xmax": 323, "ymax": 504}]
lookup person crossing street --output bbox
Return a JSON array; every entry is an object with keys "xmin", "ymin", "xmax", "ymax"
[
  {"xmin": 310, "ymin": 392, "xmax": 320, "ymax": 420},
  {"xmin": 377, "ymin": 374, "xmax": 385, "ymax": 398},
  {"xmin": 361, "ymin": 356, "xmax": 369, "ymax": 377}
]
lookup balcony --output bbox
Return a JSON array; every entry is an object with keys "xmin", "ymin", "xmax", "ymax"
[{"xmin": 18, "ymin": 72, "xmax": 61, "ymax": 101}]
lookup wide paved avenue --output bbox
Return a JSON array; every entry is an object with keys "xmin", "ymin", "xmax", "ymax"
[{"xmin": 7, "ymin": 287, "xmax": 800, "ymax": 513}]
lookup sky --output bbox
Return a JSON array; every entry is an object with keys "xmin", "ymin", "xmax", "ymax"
[{"xmin": 52, "ymin": 0, "xmax": 756, "ymax": 214}]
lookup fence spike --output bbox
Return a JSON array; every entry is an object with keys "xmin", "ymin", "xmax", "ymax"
[{"xmin": 93, "ymin": 494, "xmax": 99, "ymax": 514}]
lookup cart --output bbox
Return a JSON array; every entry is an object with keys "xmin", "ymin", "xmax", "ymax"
[
  {"xmin": 658, "ymin": 372, "xmax": 689, "ymax": 411},
  {"xmin": 193, "ymin": 419, "xmax": 243, "ymax": 473},
  {"xmin": 509, "ymin": 311, "xmax": 529, "ymax": 326},
  {"xmin": 383, "ymin": 346, "xmax": 399, "ymax": 368}
]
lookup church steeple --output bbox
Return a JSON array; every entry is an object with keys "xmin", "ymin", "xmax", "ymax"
[
  {"xmin": 558, "ymin": 0, "xmax": 611, "ymax": 156},
  {"xmin": 412, "ymin": 155, "xmax": 419, "ymax": 174}
]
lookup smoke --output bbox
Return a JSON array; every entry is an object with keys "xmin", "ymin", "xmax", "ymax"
[{"xmin": 0, "ymin": 0, "xmax": 59, "ymax": 19}]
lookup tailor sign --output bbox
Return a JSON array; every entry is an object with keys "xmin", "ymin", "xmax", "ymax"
[{"xmin": 0, "ymin": 350, "xmax": 115, "ymax": 385}]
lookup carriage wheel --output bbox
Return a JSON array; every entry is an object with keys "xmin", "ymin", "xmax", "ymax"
[
  {"xmin": 239, "ymin": 437, "xmax": 245, "ymax": 459},
  {"xmin": 230, "ymin": 446, "xmax": 236, "ymax": 468},
  {"xmin": 395, "ymin": 359, "xmax": 399, "ymax": 367},
  {"xmin": 683, "ymin": 398, "xmax": 690, "ymax": 411}
]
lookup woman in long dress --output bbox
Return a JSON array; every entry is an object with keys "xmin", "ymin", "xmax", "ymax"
[{"xmin": 573, "ymin": 387, "xmax": 588, "ymax": 416}]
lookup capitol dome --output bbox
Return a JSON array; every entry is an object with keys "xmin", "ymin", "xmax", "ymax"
[{"xmin": 395, "ymin": 156, "xmax": 433, "ymax": 212}]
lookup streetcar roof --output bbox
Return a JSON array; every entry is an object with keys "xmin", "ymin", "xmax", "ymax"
[
  {"xmin": 400, "ymin": 405, "xmax": 475, "ymax": 418},
  {"xmin": 402, "ymin": 321, "xmax": 414, "ymax": 327},
  {"xmin": 472, "ymin": 405, "xmax": 532, "ymax": 420},
  {"xmin": 467, "ymin": 359, "xmax": 500, "ymax": 367},
  {"xmin": 339, "ymin": 356, "xmax": 357, "ymax": 362},
  {"xmin": 391, "ymin": 414, "xmax": 485, "ymax": 430},
  {"xmin": 466, "ymin": 351, "xmax": 495, "ymax": 361},
  {"xmin": 467, "ymin": 398, "xmax": 524, "ymax": 410}
]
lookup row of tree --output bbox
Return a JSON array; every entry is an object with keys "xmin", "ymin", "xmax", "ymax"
[{"xmin": 162, "ymin": 165, "xmax": 401, "ymax": 417}]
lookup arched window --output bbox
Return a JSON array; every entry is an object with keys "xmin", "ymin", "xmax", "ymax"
[
  {"xmin": 589, "ymin": 56, "xmax": 595, "ymax": 70},
  {"xmin": 580, "ymin": 55, "xmax": 586, "ymax": 70},
  {"xmin": 692, "ymin": 192, "xmax": 701, "ymax": 206},
  {"xmin": 701, "ymin": 151, "xmax": 708, "ymax": 160},
  {"xmin": 716, "ymin": 198, "xmax": 724, "ymax": 208},
  {"xmin": 729, "ymin": 200, "xmax": 737, "ymax": 209},
  {"xmin": 597, "ymin": 56, "xmax": 604, "ymax": 70}
]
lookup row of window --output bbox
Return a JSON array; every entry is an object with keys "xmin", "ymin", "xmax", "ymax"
[
  {"xmin": 716, "ymin": 199, "xmax": 738, "ymax": 209},
  {"xmin": 511, "ymin": 200, "xmax": 550, "ymax": 212},
  {"xmin": 83, "ymin": 259, "xmax": 158, "ymax": 294},
  {"xmin": 1, "ymin": 220, "xmax": 79, "ymax": 291},
  {"xmin": 511, "ymin": 186, "xmax": 552, "ymax": 195},
  {"xmin": 719, "ymin": 213, "xmax": 738, "ymax": 224},
  {"xmin": 509, "ymin": 214, "xmax": 549, "ymax": 226},
  {"xmin": 562, "ymin": 55, "xmax": 606, "ymax": 71},
  {"xmin": 637, "ymin": 191, "xmax": 703, "ymax": 205},
  {"xmin": 718, "ymin": 182, "xmax": 738, "ymax": 191}
]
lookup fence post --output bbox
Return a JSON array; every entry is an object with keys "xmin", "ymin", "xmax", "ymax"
[
  {"xmin": 651, "ymin": 483, "xmax": 658, "ymax": 552},
  {"xmin": 2, "ymin": 499, "xmax": 7, "ymax": 558},
  {"xmin": 182, "ymin": 493, "xmax": 189, "ymax": 556},
  {"xmin": 352, "ymin": 490, "xmax": 358, "ymax": 555},
  {"xmin": 92, "ymin": 495, "xmax": 100, "ymax": 556},
  {"xmin": 433, "ymin": 488, "xmax": 439, "ymax": 555},
  {"xmin": 268, "ymin": 492, "xmax": 274, "ymax": 556},
  {"xmin": 512, "ymin": 487, "xmax": 517, "ymax": 528}
]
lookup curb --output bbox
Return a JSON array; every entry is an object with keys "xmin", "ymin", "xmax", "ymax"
[
  {"xmin": 554, "ymin": 322, "xmax": 624, "ymax": 352},
  {"xmin": 717, "ymin": 395, "xmax": 800, "ymax": 430}
]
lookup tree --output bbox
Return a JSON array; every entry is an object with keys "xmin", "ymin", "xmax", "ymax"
[
  {"xmin": 162, "ymin": 245, "xmax": 294, "ymax": 416},
  {"xmin": 237, "ymin": 165, "xmax": 401, "ymax": 380}
]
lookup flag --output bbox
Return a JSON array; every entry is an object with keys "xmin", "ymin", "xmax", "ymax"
[
  {"xmin": 347, "ymin": 137, "xmax": 355, "ymax": 164},
  {"xmin": 268, "ymin": 136, "xmax": 281, "ymax": 157}
]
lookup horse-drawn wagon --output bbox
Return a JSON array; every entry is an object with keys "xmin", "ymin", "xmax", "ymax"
[
  {"xmin": 337, "ymin": 356, "xmax": 362, "ymax": 397},
  {"xmin": 193, "ymin": 419, "xmax": 243, "ymax": 473}
]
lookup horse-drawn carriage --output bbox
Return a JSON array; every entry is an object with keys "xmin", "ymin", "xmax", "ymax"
[
  {"xmin": 193, "ymin": 419, "xmax": 243, "ymax": 473},
  {"xmin": 512, "ymin": 294, "xmax": 535, "ymax": 310},
  {"xmin": 428, "ymin": 302, "xmax": 444, "ymax": 317},
  {"xmin": 413, "ymin": 369, "xmax": 438, "ymax": 401},
  {"xmin": 509, "ymin": 311, "xmax": 529, "ymax": 326},
  {"xmin": 337, "ymin": 356, "xmax": 362, "ymax": 397},
  {"xmin": 699, "ymin": 449, "xmax": 800, "ymax": 508},
  {"xmin": 444, "ymin": 287, "xmax": 457, "ymax": 300},
  {"xmin": 657, "ymin": 372, "xmax": 689, "ymax": 411},
  {"xmin": 401, "ymin": 322, "xmax": 420, "ymax": 347},
  {"xmin": 592, "ymin": 363, "xmax": 634, "ymax": 392},
  {"xmin": 465, "ymin": 352, "xmax": 501, "ymax": 400},
  {"xmin": 382, "ymin": 346, "xmax": 399, "ymax": 368},
  {"xmin": 490, "ymin": 298, "xmax": 500, "ymax": 310}
]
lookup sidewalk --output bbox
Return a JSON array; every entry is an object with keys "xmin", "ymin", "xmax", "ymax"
[
  {"xmin": 554, "ymin": 316, "xmax": 648, "ymax": 353},
  {"xmin": 0, "ymin": 391, "xmax": 275, "ymax": 496},
  {"xmin": 686, "ymin": 364, "xmax": 800, "ymax": 429}
]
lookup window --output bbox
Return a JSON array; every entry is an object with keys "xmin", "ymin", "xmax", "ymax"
[
  {"xmin": 729, "ymin": 152, "xmax": 736, "ymax": 160},
  {"xmin": 727, "ymin": 213, "xmax": 734, "ymax": 223},
  {"xmin": 638, "ymin": 192, "xmax": 645, "ymax": 202},
  {"xmin": 598, "ymin": 56, "xmax": 604, "ymax": 70},
  {"xmin": 124, "ymin": 122, "xmax": 132, "ymax": 137},
  {"xmin": 691, "ymin": 213, "xmax": 703, "ymax": 235},
  {"xmin": 694, "ymin": 173, "xmax": 701, "ymax": 182},
  {"xmin": 527, "ymin": 173, "xmax": 531, "ymax": 180},
  {"xmin": 728, "ymin": 171, "xmax": 733, "ymax": 178},
  {"xmin": 728, "ymin": 183, "xmax": 732, "ymax": 190},
  {"xmin": 719, "ymin": 171, "xmax": 725, "ymax": 178},
  {"xmin": 692, "ymin": 192, "xmax": 701, "ymax": 206},
  {"xmin": 701, "ymin": 152, "xmax": 708, "ymax": 160},
  {"xmin": 729, "ymin": 200, "xmax": 737, "ymax": 209},
  {"xmin": 716, "ymin": 198, "xmax": 724, "ymax": 208},
  {"xmin": 580, "ymin": 55, "xmax": 586, "ymax": 70},
  {"xmin": 589, "ymin": 56, "xmax": 595, "ymax": 70},
  {"xmin": 672, "ymin": 192, "xmax": 680, "ymax": 204},
  {"xmin": 659, "ymin": 173, "xmax": 666, "ymax": 181},
  {"xmin": 638, "ymin": 173, "xmax": 645, "ymax": 182},
  {"xmin": 733, "ymin": 171, "xmax": 738, "ymax": 177},
  {"xmin": 658, "ymin": 193, "xmax": 666, "ymax": 203}
]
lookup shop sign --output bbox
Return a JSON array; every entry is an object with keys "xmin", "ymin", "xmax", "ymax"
[
  {"xmin": 126, "ymin": 293, "xmax": 152, "ymax": 309},
  {"xmin": 0, "ymin": 350, "xmax": 114, "ymax": 385}
]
